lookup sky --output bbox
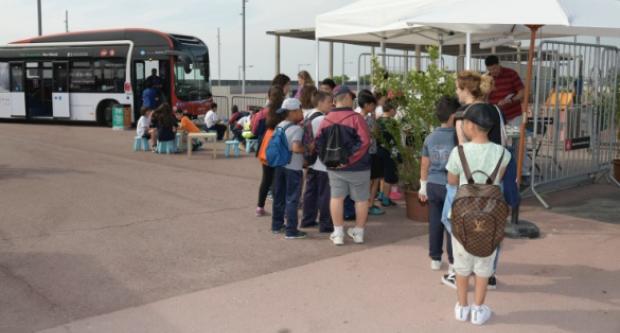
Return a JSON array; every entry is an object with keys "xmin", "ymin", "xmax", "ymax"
[
  {"xmin": 0, "ymin": 0, "xmax": 368, "ymax": 81},
  {"xmin": 2, "ymin": 1, "xmax": 620, "ymax": 82}
]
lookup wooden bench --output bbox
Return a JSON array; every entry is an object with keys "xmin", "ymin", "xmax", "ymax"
[{"xmin": 187, "ymin": 132, "xmax": 218, "ymax": 158}]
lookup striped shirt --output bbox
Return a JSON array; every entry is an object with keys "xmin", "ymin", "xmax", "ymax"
[{"xmin": 488, "ymin": 67, "xmax": 524, "ymax": 121}]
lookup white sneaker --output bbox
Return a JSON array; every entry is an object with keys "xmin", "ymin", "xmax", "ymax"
[
  {"xmin": 330, "ymin": 232, "xmax": 344, "ymax": 246},
  {"xmin": 471, "ymin": 305, "xmax": 492, "ymax": 325},
  {"xmin": 431, "ymin": 260, "xmax": 442, "ymax": 270},
  {"xmin": 448, "ymin": 264, "xmax": 455, "ymax": 275},
  {"xmin": 346, "ymin": 228, "xmax": 364, "ymax": 244},
  {"xmin": 454, "ymin": 303, "xmax": 470, "ymax": 322}
]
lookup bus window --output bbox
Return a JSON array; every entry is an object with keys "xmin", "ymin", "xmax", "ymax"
[
  {"xmin": 70, "ymin": 61, "xmax": 95, "ymax": 92},
  {"xmin": 10, "ymin": 64, "xmax": 24, "ymax": 92},
  {"xmin": 0, "ymin": 63, "xmax": 9, "ymax": 93}
]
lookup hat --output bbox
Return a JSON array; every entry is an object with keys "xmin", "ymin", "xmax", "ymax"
[
  {"xmin": 276, "ymin": 98, "xmax": 301, "ymax": 114},
  {"xmin": 333, "ymin": 85, "xmax": 356, "ymax": 99},
  {"xmin": 463, "ymin": 103, "xmax": 496, "ymax": 130}
]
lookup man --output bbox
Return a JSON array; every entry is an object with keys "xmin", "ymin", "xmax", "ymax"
[
  {"xmin": 145, "ymin": 68, "xmax": 163, "ymax": 91},
  {"xmin": 319, "ymin": 78, "xmax": 336, "ymax": 94},
  {"xmin": 315, "ymin": 86, "xmax": 371, "ymax": 246},
  {"xmin": 485, "ymin": 55, "xmax": 525, "ymax": 127},
  {"xmin": 204, "ymin": 103, "xmax": 227, "ymax": 141},
  {"xmin": 142, "ymin": 81, "xmax": 158, "ymax": 110}
]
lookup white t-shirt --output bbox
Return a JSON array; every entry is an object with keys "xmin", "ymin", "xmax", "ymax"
[
  {"xmin": 205, "ymin": 109, "xmax": 219, "ymax": 128},
  {"xmin": 445, "ymin": 142, "xmax": 511, "ymax": 186},
  {"xmin": 375, "ymin": 105, "xmax": 384, "ymax": 118},
  {"xmin": 237, "ymin": 115, "xmax": 251, "ymax": 128},
  {"xmin": 136, "ymin": 115, "xmax": 150, "ymax": 136},
  {"xmin": 303, "ymin": 108, "xmax": 315, "ymax": 120}
]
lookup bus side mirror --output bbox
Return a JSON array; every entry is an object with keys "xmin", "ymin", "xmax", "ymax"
[{"xmin": 178, "ymin": 54, "xmax": 193, "ymax": 74}]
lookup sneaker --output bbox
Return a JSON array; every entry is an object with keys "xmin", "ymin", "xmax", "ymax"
[
  {"xmin": 448, "ymin": 264, "xmax": 455, "ymax": 275},
  {"xmin": 368, "ymin": 205, "xmax": 385, "ymax": 216},
  {"xmin": 285, "ymin": 230, "xmax": 307, "ymax": 239},
  {"xmin": 271, "ymin": 226, "xmax": 285, "ymax": 234},
  {"xmin": 454, "ymin": 303, "xmax": 471, "ymax": 322},
  {"xmin": 470, "ymin": 305, "xmax": 492, "ymax": 325},
  {"xmin": 441, "ymin": 273, "xmax": 457, "ymax": 289},
  {"xmin": 330, "ymin": 232, "xmax": 344, "ymax": 246},
  {"xmin": 431, "ymin": 260, "xmax": 442, "ymax": 271},
  {"xmin": 388, "ymin": 190, "xmax": 402, "ymax": 201},
  {"xmin": 381, "ymin": 197, "xmax": 396, "ymax": 207},
  {"xmin": 346, "ymin": 228, "xmax": 364, "ymax": 244},
  {"xmin": 267, "ymin": 191, "xmax": 273, "ymax": 201},
  {"xmin": 488, "ymin": 275, "xmax": 497, "ymax": 290},
  {"xmin": 255, "ymin": 207, "xmax": 267, "ymax": 217}
]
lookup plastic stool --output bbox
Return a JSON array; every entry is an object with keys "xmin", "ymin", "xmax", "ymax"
[
  {"xmin": 133, "ymin": 136, "xmax": 149, "ymax": 151},
  {"xmin": 224, "ymin": 140, "xmax": 240, "ymax": 158},
  {"xmin": 245, "ymin": 138, "xmax": 259, "ymax": 153},
  {"xmin": 156, "ymin": 140, "xmax": 177, "ymax": 154}
]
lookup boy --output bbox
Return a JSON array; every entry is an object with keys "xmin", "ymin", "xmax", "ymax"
[
  {"xmin": 419, "ymin": 97, "xmax": 459, "ymax": 284},
  {"xmin": 445, "ymin": 103, "xmax": 510, "ymax": 325},
  {"xmin": 271, "ymin": 98, "xmax": 307, "ymax": 239},
  {"xmin": 357, "ymin": 90, "xmax": 384, "ymax": 216},
  {"xmin": 315, "ymin": 86, "xmax": 371, "ymax": 246},
  {"xmin": 204, "ymin": 103, "xmax": 227, "ymax": 140},
  {"xmin": 136, "ymin": 107, "xmax": 155, "ymax": 149},
  {"xmin": 376, "ymin": 102, "xmax": 400, "ymax": 207},
  {"xmin": 301, "ymin": 91, "xmax": 334, "ymax": 233}
]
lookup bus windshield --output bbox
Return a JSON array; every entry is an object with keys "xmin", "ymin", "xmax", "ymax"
[{"xmin": 174, "ymin": 61, "xmax": 210, "ymax": 101}]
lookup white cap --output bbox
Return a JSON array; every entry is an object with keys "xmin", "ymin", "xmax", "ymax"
[{"xmin": 281, "ymin": 98, "xmax": 301, "ymax": 111}]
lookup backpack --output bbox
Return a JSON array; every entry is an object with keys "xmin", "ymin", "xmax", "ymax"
[
  {"xmin": 318, "ymin": 115, "xmax": 356, "ymax": 169},
  {"xmin": 451, "ymin": 146, "xmax": 509, "ymax": 257},
  {"xmin": 258, "ymin": 129, "xmax": 274, "ymax": 165},
  {"xmin": 266, "ymin": 123, "xmax": 295, "ymax": 167},
  {"xmin": 302, "ymin": 112, "xmax": 324, "ymax": 166}
]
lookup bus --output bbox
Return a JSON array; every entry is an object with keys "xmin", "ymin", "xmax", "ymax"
[{"xmin": 0, "ymin": 28, "xmax": 212, "ymax": 125}]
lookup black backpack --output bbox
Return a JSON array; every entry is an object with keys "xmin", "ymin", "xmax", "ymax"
[
  {"xmin": 302, "ymin": 112, "xmax": 324, "ymax": 166},
  {"xmin": 319, "ymin": 115, "xmax": 355, "ymax": 169}
]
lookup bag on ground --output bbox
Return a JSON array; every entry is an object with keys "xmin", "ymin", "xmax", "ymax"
[{"xmin": 451, "ymin": 146, "xmax": 509, "ymax": 257}]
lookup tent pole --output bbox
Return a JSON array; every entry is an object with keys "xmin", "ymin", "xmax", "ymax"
[
  {"xmin": 465, "ymin": 32, "xmax": 472, "ymax": 70},
  {"xmin": 328, "ymin": 42, "xmax": 334, "ymax": 78},
  {"xmin": 316, "ymin": 39, "xmax": 320, "ymax": 87},
  {"xmin": 415, "ymin": 44, "xmax": 421, "ymax": 71},
  {"xmin": 380, "ymin": 39, "xmax": 386, "ymax": 67},
  {"xmin": 517, "ymin": 25, "xmax": 542, "ymax": 184}
]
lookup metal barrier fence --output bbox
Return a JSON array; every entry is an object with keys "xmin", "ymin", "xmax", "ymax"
[
  {"xmin": 212, "ymin": 95, "xmax": 230, "ymax": 119},
  {"xmin": 357, "ymin": 53, "xmax": 443, "ymax": 92},
  {"xmin": 231, "ymin": 96, "xmax": 267, "ymax": 116},
  {"xmin": 530, "ymin": 41, "xmax": 619, "ymax": 208}
]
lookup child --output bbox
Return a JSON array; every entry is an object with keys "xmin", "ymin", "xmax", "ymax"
[
  {"xmin": 301, "ymin": 91, "xmax": 334, "ymax": 233},
  {"xmin": 357, "ymin": 90, "xmax": 384, "ymax": 216},
  {"xmin": 419, "ymin": 96, "xmax": 460, "ymax": 284},
  {"xmin": 376, "ymin": 102, "xmax": 400, "ymax": 207},
  {"xmin": 445, "ymin": 103, "xmax": 510, "ymax": 325},
  {"xmin": 271, "ymin": 98, "xmax": 307, "ymax": 239},
  {"xmin": 136, "ymin": 107, "xmax": 154, "ymax": 148}
]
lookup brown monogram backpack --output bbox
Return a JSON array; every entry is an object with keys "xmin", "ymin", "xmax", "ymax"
[{"xmin": 451, "ymin": 146, "xmax": 509, "ymax": 257}]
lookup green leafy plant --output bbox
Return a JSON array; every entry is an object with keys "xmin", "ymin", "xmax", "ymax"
[{"xmin": 371, "ymin": 46, "xmax": 456, "ymax": 191}]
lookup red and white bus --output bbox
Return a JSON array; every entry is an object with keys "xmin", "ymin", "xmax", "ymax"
[{"xmin": 0, "ymin": 28, "xmax": 212, "ymax": 125}]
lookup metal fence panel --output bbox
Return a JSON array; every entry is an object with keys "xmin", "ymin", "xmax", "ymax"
[
  {"xmin": 231, "ymin": 96, "xmax": 267, "ymax": 117},
  {"xmin": 212, "ymin": 95, "xmax": 230, "ymax": 119},
  {"xmin": 357, "ymin": 53, "xmax": 443, "ymax": 92},
  {"xmin": 530, "ymin": 41, "xmax": 619, "ymax": 208}
]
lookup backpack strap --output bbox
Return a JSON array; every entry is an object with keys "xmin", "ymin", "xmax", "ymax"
[
  {"xmin": 457, "ymin": 146, "xmax": 475, "ymax": 185},
  {"xmin": 488, "ymin": 149, "xmax": 506, "ymax": 185}
]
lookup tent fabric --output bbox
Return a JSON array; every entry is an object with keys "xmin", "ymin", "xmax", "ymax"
[{"xmin": 316, "ymin": 0, "xmax": 620, "ymax": 44}]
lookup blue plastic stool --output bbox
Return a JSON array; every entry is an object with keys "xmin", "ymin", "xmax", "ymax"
[
  {"xmin": 133, "ymin": 136, "xmax": 150, "ymax": 151},
  {"xmin": 156, "ymin": 140, "xmax": 177, "ymax": 154},
  {"xmin": 224, "ymin": 140, "xmax": 240, "ymax": 158},
  {"xmin": 245, "ymin": 138, "xmax": 259, "ymax": 153}
]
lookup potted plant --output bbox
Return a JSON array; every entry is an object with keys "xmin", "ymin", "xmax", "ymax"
[{"xmin": 371, "ymin": 47, "xmax": 456, "ymax": 222}]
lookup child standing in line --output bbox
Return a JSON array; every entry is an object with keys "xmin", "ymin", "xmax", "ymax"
[
  {"xmin": 445, "ymin": 103, "xmax": 511, "ymax": 325},
  {"xmin": 419, "ymin": 96, "xmax": 460, "ymax": 286},
  {"xmin": 376, "ymin": 102, "xmax": 400, "ymax": 207},
  {"xmin": 271, "ymin": 98, "xmax": 307, "ymax": 239},
  {"xmin": 357, "ymin": 90, "xmax": 384, "ymax": 216}
]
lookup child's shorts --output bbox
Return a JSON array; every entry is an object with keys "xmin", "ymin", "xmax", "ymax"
[
  {"xmin": 451, "ymin": 235, "xmax": 497, "ymax": 278},
  {"xmin": 370, "ymin": 154, "xmax": 384, "ymax": 180}
]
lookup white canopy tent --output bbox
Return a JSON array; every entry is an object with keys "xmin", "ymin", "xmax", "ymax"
[{"xmin": 316, "ymin": 0, "xmax": 620, "ymax": 182}]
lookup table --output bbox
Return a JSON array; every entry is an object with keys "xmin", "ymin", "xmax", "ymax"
[{"xmin": 187, "ymin": 132, "xmax": 218, "ymax": 158}]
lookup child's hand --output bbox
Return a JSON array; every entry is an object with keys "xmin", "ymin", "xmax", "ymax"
[{"xmin": 418, "ymin": 193, "xmax": 428, "ymax": 203}]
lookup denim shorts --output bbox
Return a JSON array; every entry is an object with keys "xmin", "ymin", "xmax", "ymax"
[{"xmin": 327, "ymin": 170, "xmax": 371, "ymax": 202}]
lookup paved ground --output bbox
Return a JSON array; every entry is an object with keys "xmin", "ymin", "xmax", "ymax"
[{"xmin": 0, "ymin": 122, "xmax": 619, "ymax": 333}]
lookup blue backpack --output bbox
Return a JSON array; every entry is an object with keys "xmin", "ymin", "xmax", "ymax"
[{"xmin": 266, "ymin": 123, "xmax": 295, "ymax": 167}]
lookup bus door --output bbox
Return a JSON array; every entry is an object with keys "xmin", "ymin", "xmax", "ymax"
[
  {"xmin": 8, "ymin": 62, "xmax": 26, "ymax": 117},
  {"xmin": 52, "ymin": 61, "xmax": 70, "ymax": 118},
  {"xmin": 133, "ymin": 61, "xmax": 145, "ymax": 120},
  {"xmin": 25, "ymin": 62, "xmax": 53, "ymax": 117}
]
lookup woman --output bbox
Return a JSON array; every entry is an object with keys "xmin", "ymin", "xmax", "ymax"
[
  {"xmin": 300, "ymin": 84, "xmax": 318, "ymax": 119},
  {"xmin": 255, "ymin": 85, "xmax": 286, "ymax": 217},
  {"xmin": 294, "ymin": 70, "xmax": 314, "ymax": 99},
  {"xmin": 272, "ymin": 74, "xmax": 292, "ymax": 97},
  {"xmin": 152, "ymin": 103, "xmax": 178, "ymax": 150},
  {"xmin": 455, "ymin": 71, "xmax": 500, "ymax": 145}
]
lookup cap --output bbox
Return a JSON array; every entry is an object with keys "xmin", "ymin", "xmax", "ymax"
[
  {"xmin": 463, "ymin": 103, "xmax": 496, "ymax": 130},
  {"xmin": 276, "ymin": 98, "xmax": 301, "ymax": 114},
  {"xmin": 333, "ymin": 85, "xmax": 356, "ymax": 99}
]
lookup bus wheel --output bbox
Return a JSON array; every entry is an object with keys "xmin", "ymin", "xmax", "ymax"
[{"xmin": 97, "ymin": 100, "xmax": 118, "ymax": 127}]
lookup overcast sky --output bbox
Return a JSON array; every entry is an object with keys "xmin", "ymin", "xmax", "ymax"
[{"xmin": 0, "ymin": 0, "xmax": 370, "ymax": 81}]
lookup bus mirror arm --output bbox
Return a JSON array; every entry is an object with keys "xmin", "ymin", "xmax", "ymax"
[{"xmin": 164, "ymin": 50, "xmax": 196, "ymax": 74}]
